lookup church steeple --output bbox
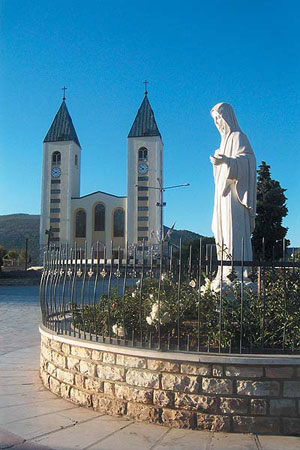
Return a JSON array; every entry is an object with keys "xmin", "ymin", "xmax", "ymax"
[
  {"xmin": 128, "ymin": 94, "xmax": 161, "ymax": 138},
  {"xmin": 44, "ymin": 100, "xmax": 81, "ymax": 148}
]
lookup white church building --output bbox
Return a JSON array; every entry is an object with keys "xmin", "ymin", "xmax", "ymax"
[{"xmin": 40, "ymin": 91, "xmax": 163, "ymax": 257}]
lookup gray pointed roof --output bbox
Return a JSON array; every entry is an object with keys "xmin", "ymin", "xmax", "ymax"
[
  {"xmin": 44, "ymin": 101, "xmax": 81, "ymax": 147},
  {"xmin": 128, "ymin": 94, "xmax": 161, "ymax": 138}
]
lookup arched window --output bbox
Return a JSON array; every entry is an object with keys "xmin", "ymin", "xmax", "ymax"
[
  {"xmin": 75, "ymin": 210, "xmax": 86, "ymax": 238},
  {"xmin": 138, "ymin": 147, "xmax": 148, "ymax": 161},
  {"xmin": 94, "ymin": 204, "xmax": 105, "ymax": 231},
  {"xmin": 113, "ymin": 209, "xmax": 125, "ymax": 237},
  {"xmin": 52, "ymin": 151, "xmax": 61, "ymax": 164}
]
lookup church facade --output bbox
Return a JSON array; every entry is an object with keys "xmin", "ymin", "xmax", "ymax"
[{"xmin": 40, "ymin": 92, "xmax": 163, "ymax": 257}]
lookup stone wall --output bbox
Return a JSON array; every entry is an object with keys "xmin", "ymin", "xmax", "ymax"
[{"xmin": 40, "ymin": 327, "xmax": 300, "ymax": 436}]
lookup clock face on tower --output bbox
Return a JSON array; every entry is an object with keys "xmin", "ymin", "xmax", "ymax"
[
  {"xmin": 51, "ymin": 167, "xmax": 61, "ymax": 178},
  {"xmin": 138, "ymin": 164, "xmax": 148, "ymax": 175}
]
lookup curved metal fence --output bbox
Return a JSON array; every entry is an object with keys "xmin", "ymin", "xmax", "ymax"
[{"xmin": 40, "ymin": 240, "xmax": 300, "ymax": 355}]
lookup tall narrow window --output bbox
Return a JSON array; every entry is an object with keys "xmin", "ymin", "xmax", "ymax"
[
  {"xmin": 113, "ymin": 209, "xmax": 125, "ymax": 237},
  {"xmin": 138, "ymin": 147, "xmax": 148, "ymax": 161},
  {"xmin": 94, "ymin": 204, "xmax": 105, "ymax": 231},
  {"xmin": 52, "ymin": 151, "xmax": 61, "ymax": 164},
  {"xmin": 75, "ymin": 210, "xmax": 86, "ymax": 238},
  {"xmin": 75, "ymin": 154, "xmax": 78, "ymax": 166}
]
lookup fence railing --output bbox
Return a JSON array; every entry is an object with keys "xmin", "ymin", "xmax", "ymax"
[{"xmin": 40, "ymin": 240, "xmax": 300, "ymax": 355}]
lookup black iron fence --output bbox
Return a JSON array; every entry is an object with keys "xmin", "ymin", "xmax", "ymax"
[{"xmin": 40, "ymin": 240, "xmax": 300, "ymax": 355}]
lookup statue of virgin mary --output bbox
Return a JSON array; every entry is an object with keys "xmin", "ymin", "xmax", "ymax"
[{"xmin": 210, "ymin": 103, "xmax": 256, "ymax": 291}]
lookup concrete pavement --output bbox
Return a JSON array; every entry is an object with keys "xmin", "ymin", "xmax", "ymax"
[{"xmin": 0, "ymin": 298, "xmax": 300, "ymax": 449}]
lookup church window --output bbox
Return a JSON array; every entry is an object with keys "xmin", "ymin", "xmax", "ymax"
[
  {"xmin": 138, "ymin": 196, "xmax": 148, "ymax": 201},
  {"xmin": 51, "ymin": 179, "xmax": 61, "ymax": 184},
  {"xmin": 138, "ymin": 206, "xmax": 148, "ymax": 211},
  {"xmin": 94, "ymin": 204, "xmax": 105, "ymax": 231},
  {"xmin": 51, "ymin": 189, "xmax": 61, "ymax": 194},
  {"xmin": 138, "ymin": 226, "xmax": 148, "ymax": 231},
  {"xmin": 75, "ymin": 154, "xmax": 78, "ymax": 166},
  {"xmin": 138, "ymin": 186, "xmax": 148, "ymax": 191},
  {"xmin": 52, "ymin": 151, "xmax": 61, "ymax": 164},
  {"xmin": 138, "ymin": 147, "xmax": 148, "ymax": 161},
  {"xmin": 75, "ymin": 210, "xmax": 86, "ymax": 238},
  {"xmin": 50, "ymin": 208, "xmax": 60, "ymax": 213},
  {"xmin": 113, "ymin": 209, "xmax": 125, "ymax": 237},
  {"xmin": 50, "ymin": 218, "xmax": 60, "ymax": 223},
  {"xmin": 51, "ymin": 199, "xmax": 60, "ymax": 203},
  {"xmin": 138, "ymin": 176, "xmax": 148, "ymax": 181},
  {"xmin": 138, "ymin": 217, "xmax": 148, "ymax": 221}
]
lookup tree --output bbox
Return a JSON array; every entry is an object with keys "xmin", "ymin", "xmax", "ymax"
[
  {"xmin": 0, "ymin": 245, "xmax": 7, "ymax": 272},
  {"xmin": 252, "ymin": 161, "xmax": 289, "ymax": 260}
]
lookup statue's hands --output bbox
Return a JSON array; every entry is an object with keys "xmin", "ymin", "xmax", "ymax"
[{"xmin": 210, "ymin": 154, "xmax": 228, "ymax": 166}]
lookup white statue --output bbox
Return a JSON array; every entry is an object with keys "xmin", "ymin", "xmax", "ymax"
[{"xmin": 210, "ymin": 103, "xmax": 256, "ymax": 291}]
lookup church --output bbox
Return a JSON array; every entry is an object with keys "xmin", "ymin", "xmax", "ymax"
[{"xmin": 40, "ymin": 89, "xmax": 163, "ymax": 257}]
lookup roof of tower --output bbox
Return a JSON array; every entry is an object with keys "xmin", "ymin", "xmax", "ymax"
[
  {"xmin": 44, "ymin": 100, "xmax": 81, "ymax": 147},
  {"xmin": 128, "ymin": 94, "xmax": 161, "ymax": 138}
]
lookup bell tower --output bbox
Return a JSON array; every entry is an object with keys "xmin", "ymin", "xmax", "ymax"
[
  {"xmin": 127, "ymin": 90, "xmax": 163, "ymax": 247},
  {"xmin": 40, "ymin": 95, "xmax": 81, "ymax": 252}
]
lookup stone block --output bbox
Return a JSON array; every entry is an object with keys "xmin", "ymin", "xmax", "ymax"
[
  {"xmin": 153, "ymin": 390, "xmax": 175, "ymax": 408},
  {"xmin": 40, "ymin": 369, "xmax": 50, "ymax": 388},
  {"xmin": 202, "ymin": 378, "xmax": 233, "ymax": 395},
  {"xmin": 79, "ymin": 360, "xmax": 96, "ymax": 377},
  {"xmin": 116, "ymin": 354, "xmax": 146, "ymax": 368},
  {"xmin": 70, "ymin": 387, "xmax": 92, "ymax": 407},
  {"xmin": 61, "ymin": 382, "xmax": 71, "ymax": 399},
  {"xmin": 84, "ymin": 377, "xmax": 104, "ymax": 393},
  {"xmin": 41, "ymin": 335, "xmax": 50, "ymax": 347},
  {"xmin": 50, "ymin": 340, "xmax": 62, "ymax": 352},
  {"xmin": 49, "ymin": 376, "xmax": 60, "ymax": 395},
  {"xmin": 67, "ymin": 356, "xmax": 80, "ymax": 370},
  {"xmin": 265, "ymin": 366, "xmax": 294, "ymax": 379},
  {"xmin": 41, "ymin": 345, "xmax": 52, "ymax": 361},
  {"xmin": 161, "ymin": 408, "xmax": 195, "ymax": 428},
  {"xmin": 212, "ymin": 365, "xmax": 223, "ymax": 377},
  {"xmin": 175, "ymin": 393, "xmax": 218, "ymax": 413},
  {"xmin": 102, "ymin": 352, "xmax": 115, "ymax": 364},
  {"xmin": 283, "ymin": 381, "xmax": 300, "ymax": 397},
  {"xmin": 51, "ymin": 351, "xmax": 66, "ymax": 369},
  {"xmin": 127, "ymin": 403, "xmax": 160, "ymax": 423},
  {"xmin": 75, "ymin": 374, "xmax": 85, "ymax": 389},
  {"xmin": 181, "ymin": 363, "xmax": 211, "ymax": 376},
  {"xmin": 46, "ymin": 361, "xmax": 57, "ymax": 376},
  {"xmin": 126, "ymin": 369, "xmax": 159, "ymax": 389},
  {"xmin": 97, "ymin": 364, "xmax": 125, "ymax": 382},
  {"xmin": 270, "ymin": 399, "xmax": 297, "ymax": 416},
  {"xmin": 237, "ymin": 380, "xmax": 280, "ymax": 396},
  {"xmin": 162, "ymin": 374, "xmax": 200, "ymax": 394},
  {"xmin": 147, "ymin": 360, "xmax": 180, "ymax": 373},
  {"xmin": 93, "ymin": 395, "xmax": 126, "ymax": 415},
  {"xmin": 219, "ymin": 397, "xmax": 248, "ymax": 414},
  {"xmin": 61, "ymin": 343, "xmax": 71, "ymax": 355},
  {"xmin": 114, "ymin": 384, "xmax": 153, "ymax": 404},
  {"xmin": 233, "ymin": 416, "xmax": 280, "ymax": 434},
  {"xmin": 71, "ymin": 346, "xmax": 91, "ymax": 359},
  {"xmin": 91, "ymin": 350, "xmax": 102, "ymax": 361},
  {"xmin": 225, "ymin": 365, "xmax": 263, "ymax": 378},
  {"xmin": 104, "ymin": 382, "xmax": 115, "ymax": 396},
  {"xmin": 197, "ymin": 414, "xmax": 231, "ymax": 432},
  {"xmin": 250, "ymin": 398, "xmax": 267, "ymax": 415},
  {"xmin": 56, "ymin": 368, "xmax": 74, "ymax": 385},
  {"xmin": 283, "ymin": 418, "xmax": 300, "ymax": 436}
]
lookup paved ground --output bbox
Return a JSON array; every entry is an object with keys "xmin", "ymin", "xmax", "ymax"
[{"xmin": 1, "ymin": 299, "xmax": 300, "ymax": 449}]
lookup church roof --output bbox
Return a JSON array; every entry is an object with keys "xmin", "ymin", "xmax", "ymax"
[
  {"xmin": 128, "ymin": 94, "xmax": 161, "ymax": 138},
  {"xmin": 44, "ymin": 100, "xmax": 81, "ymax": 147}
]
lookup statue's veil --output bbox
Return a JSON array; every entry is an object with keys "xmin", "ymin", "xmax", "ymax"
[{"xmin": 210, "ymin": 103, "xmax": 241, "ymax": 133}]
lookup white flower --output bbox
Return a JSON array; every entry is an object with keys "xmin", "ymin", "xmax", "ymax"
[
  {"xmin": 149, "ymin": 293, "xmax": 154, "ymax": 300},
  {"xmin": 117, "ymin": 326, "xmax": 124, "ymax": 337},
  {"xmin": 161, "ymin": 312, "xmax": 171, "ymax": 324},
  {"xmin": 189, "ymin": 279, "xmax": 196, "ymax": 288},
  {"xmin": 150, "ymin": 310, "xmax": 158, "ymax": 321},
  {"xmin": 112, "ymin": 324, "xmax": 118, "ymax": 334},
  {"xmin": 146, "ymin": 316, "xmax": 153, "ymax": 325},
  {"xmin": 132, "ymin": 291, "xmax": 137, "ymax": 298},
  {"xmin": 161, "ymin": 273, "xmax": 166, "ymax": 281},
  {"xmin": 151, "ymin": 303, "xmax": 159, "ymax": 314},
  {"xmin": 136, "ymin": 280, "xmax": 141, "ymax": 287},
  {"xmin": 200, "ymin": 278, "xmax": 211, "ymax": 294}
]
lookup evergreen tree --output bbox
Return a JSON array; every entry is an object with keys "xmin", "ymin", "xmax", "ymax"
[{"xmin": 252, "ymin": 161, "xmax": 289, "ymax": 260}]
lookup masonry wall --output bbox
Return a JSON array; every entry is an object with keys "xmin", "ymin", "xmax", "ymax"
[{"xmin": 40, "ymin": 328, "xmax": 300, "ymax": 436}]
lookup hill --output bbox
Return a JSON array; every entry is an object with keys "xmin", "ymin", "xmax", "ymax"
[
  {"xmin": 0, "ymin": 214, "xmax": 211, "ymax": 264},
  {"xmin": 0, "ymin": 214, "xmax": 40, "ymax": 264}
]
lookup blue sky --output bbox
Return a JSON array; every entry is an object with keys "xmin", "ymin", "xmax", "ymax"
[{"xmin": 1, "ymin": 0, "xmax": 299, "ymax": 246}]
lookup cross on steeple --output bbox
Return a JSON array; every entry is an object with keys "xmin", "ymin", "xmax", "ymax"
[
  {"xmin": 143, "ymin": 80, "xmax": 149, "ymax": 96},
  {"xmin": 62, "ymin": 86, "xmax": 67, "ymax": 101}
]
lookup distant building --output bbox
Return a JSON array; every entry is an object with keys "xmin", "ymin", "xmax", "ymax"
[{"xmin": 40, "ymin": 91, "xmax": 163, "ymax": 257}]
